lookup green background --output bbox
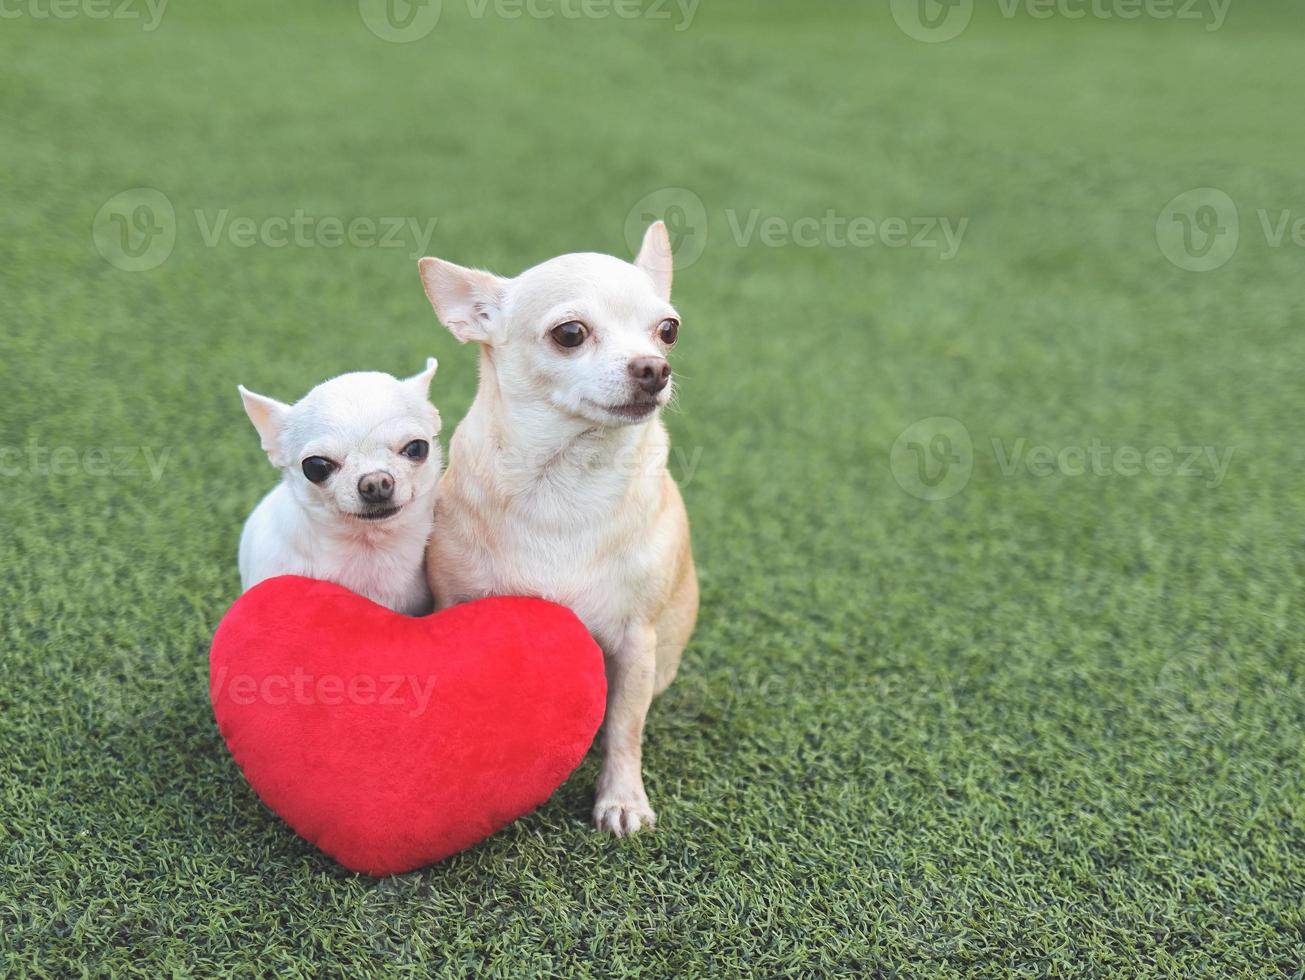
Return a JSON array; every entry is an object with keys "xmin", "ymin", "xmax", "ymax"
[{"xmin": 3, "ymin": 0, "xmax": 1303, "ymax": 974}]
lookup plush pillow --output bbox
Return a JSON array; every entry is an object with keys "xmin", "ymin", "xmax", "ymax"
[{"xmin": 210, "ymin": 576, "xmax": 605, "ymax": 875}]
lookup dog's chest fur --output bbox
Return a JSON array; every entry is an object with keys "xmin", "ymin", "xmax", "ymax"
[
  {"xmin": 309, "ymin": 522, "xmax": 431, "ymax": 614},
  {"xmin": 240, "ymin": 484, "xmax": 434, "ymax": 615},
  {"xmin": 431, "ymin": 416, "xmax": 675, "ymax": 648}
]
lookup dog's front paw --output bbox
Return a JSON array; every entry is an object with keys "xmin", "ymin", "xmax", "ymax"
[{"xmin": 593, "ymin": 795, "xmax": 657, "ymax": 836}]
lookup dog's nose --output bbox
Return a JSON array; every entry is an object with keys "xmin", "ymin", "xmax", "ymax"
[
  {"xmin": 628, "ymin": 356, "xmax": 671, "ymax": 395},
  {"xmin": 357, "ymin": 471, "xmax": 395, "ymax": 504}
]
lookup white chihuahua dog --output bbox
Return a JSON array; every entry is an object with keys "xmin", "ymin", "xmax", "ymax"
[
  {"xmin": 417, "ymin": 222, "xmax": 698, "ymax": 835},
  {"xmin": 237, "ymin": 360, "xmax": 443, "ymax": 615}
]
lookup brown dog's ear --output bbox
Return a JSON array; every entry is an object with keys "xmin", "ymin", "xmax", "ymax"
[
  {"xmin": 417, "ymin": 258, "xmax": 508, "ymax": 345},
  {"xmin": 634, "ymin": 220, "xmax": 672, "ymax": 301},
  {"xmin": 238, "ymin": 385, "xmax": 290, "ymax": 466}
]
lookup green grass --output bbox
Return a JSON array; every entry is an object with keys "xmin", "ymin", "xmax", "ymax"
[{"xmin": 3, "ymin": 0, "xmax": 1305, "ymax": 974}]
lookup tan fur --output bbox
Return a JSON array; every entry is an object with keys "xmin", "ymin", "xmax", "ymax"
[{"xmin": 419, "ymin": 223, "xmax": 696, "ymax": 834}]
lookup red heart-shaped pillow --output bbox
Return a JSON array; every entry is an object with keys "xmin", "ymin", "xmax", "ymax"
[{"xmin": 210, "ymin": 576, "xmax": 605, "ymax": 875}]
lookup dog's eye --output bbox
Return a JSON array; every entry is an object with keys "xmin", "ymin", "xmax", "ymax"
[
  {"xmin": 657, "ymin": 318, "xmax": 679, "ymax": 346},
  {"xmin": 401, "ymin": 439, "xmax": 429, "ymax": 461},
  {"xmin": 301, "ymin": 456, "xmax": 337, "ymax": 483},
  {"xmin": 550, "ymin": 320, "xmax": 588, "ymax": 349}
]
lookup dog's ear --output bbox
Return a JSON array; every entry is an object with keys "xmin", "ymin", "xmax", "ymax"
[
  {"xmin": 417, "ymin": 258, "xmax": 507, "ymax": 345},
  {"xmin": 238, "ymin": 385, "xmax": 290, "ymax": 466},
  {"xmin": 634, "ymin": 220, "xmax": 673, "ymax": 301},
  {"xmin": 404, "ymin": 357, "xmax": 439, "ymax": 398},
  {"xmin": 404, "ymin": 358, "xmax": 442, "ymax": 433}
]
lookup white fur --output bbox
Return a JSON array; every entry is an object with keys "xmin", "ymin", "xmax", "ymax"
[
  {"xmin": 237, "ymin": 361, "xmax": 443, "ymax": 616},
  {"xmin": 418, "ymin": 223, "xmax": 698, "ymax": 835}
]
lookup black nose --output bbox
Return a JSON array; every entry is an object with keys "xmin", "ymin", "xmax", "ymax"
[
  {"xmin": 628, "ymin": 356, "xmax": 671, "ymax": 395},
  {"xmin": 357, "ymin": 471, "xmax": 394, "ymax": 504}
]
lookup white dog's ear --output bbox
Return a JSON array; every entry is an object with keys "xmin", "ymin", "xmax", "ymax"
[
  {"xmin": 404, "ymin": 357, "xmax": 438, "ymax": 398},
  {"xmin": 238, "ymin": 385, "xmax": 290, "ymax": 466},
  {"xmin": 417, "ymin": 257, "xmax": 507, "ymax": 345},
  {"xmin": 634, "ymin": 220, "xmax": 673, "ymax": 301}
]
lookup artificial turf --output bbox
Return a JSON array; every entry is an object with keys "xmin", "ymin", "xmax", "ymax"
[{"xmin": 3, "ymin": 0, "xmax": 1304, "ymax": 974}]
